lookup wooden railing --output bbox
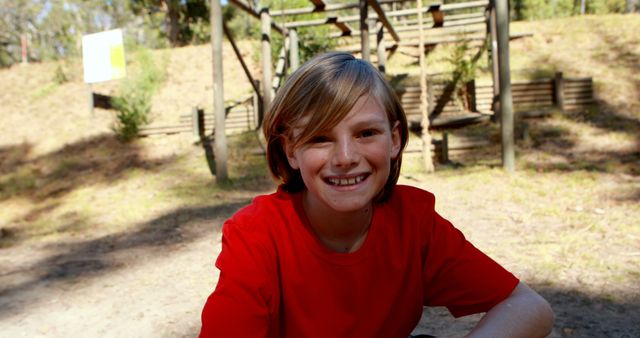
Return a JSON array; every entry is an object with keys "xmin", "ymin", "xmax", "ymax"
[
  {"xmin": 138, "ymin": 95, "xmax": 258, "ymax": 137},
  {"xmin": 398, "ymin": 73, "xmax": 595, "ymax": 129}
]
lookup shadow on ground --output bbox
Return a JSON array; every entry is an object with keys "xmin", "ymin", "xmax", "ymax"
[
  {"xmin": 411, "ymin": 284, "xmax": 640, "ymax": 338},
  {"xmin": 0, "ymin": 133, "xmax": 177, "ymax": 203},
  {"xmin": 0, "ymin": 199, "xmax": 249, "ymax": 320},
  {"xmin": 177, "ymin": 283, "xmax": 640, "ymax": 338}
]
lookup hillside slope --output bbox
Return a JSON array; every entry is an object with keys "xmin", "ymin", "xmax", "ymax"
[{"xmin": 0, "ymin": 41, "xmax": 257, "ymax": 156}]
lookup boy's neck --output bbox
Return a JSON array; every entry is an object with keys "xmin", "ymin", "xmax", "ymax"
[{"xmin": 301, "ymin": 191, "xmax": 373, "ymax": 253}]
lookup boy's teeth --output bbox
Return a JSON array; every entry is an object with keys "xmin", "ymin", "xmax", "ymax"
[{"xmin": 329, "ymin": 175, "xmax": 365, "ymax": 186}]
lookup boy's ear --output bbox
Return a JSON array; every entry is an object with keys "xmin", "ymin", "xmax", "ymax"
[
  {"xmin": 282, "ymin": 136, "xmax": 300, "ymax": 170},
  {"xmin": 390, "ymin": 121, "xmax": 402, "ymax": 159}
]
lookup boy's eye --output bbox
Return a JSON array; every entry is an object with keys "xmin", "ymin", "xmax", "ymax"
[
  {"xmin": 308, "ymin": 135, "xmax": 330, "ymax": 143},
  {"xmin": 359, "ymin": 129, "xmax": 379, "ymax": 138}
]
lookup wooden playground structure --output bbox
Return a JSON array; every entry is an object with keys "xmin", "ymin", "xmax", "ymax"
[{"xmin": 140, "ymin": 0, "xmax": 595, "ymax": 179}]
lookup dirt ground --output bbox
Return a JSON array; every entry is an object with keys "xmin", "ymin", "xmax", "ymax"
[
  {"xmin": 1, "ymin": 133, "xmax": 638, "ymax": 338},
  {"xmin": 1, "ymin": 15, "xmax": 639, "ymax": 337}
]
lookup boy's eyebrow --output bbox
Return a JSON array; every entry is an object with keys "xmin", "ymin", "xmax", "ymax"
[{"xmin": 350, "ymin": 115, "xmax": 389, "ymax": 127}]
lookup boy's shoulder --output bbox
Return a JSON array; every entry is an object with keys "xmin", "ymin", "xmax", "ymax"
[
  {"xmin": 391, "ymin": 184, "xmax": 436, "ymax": 204},
  {"xmin": 227, "ymin": 188, "xmax": 297, "ymax": 230}
]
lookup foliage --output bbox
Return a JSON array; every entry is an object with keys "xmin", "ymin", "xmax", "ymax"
[
  {"xmin": 112, "ymin": 48, "xmax": 166, "ymax": 141},
  {"xmin": 444, "ymin": 38, "xmax": 483, "ymax": 111},
  {"xmin": 296, "ymin": 26, "xmax": 336, "ymax": 64},
  {"xmin": 0, "ymin": 0, "xmax": 136, "ymax": 67},
  {"xmin": 130, "ymin": 0, "xmax": 210, "ymax": 46},
  {"xmin": 53, "ymin": 64, "xmax": 70, "ymax": 85},
  {"xmin": 510, "ymin": 0, "xmax": 630, "ymax": 20}
]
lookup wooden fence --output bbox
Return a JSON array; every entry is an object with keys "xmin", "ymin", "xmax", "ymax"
[
  {"xmin": 138, "ymin": 74, "xmax": 593, "ymax": 138},
  {"xmin": 138, "ymin": 96, "xmax": 258, "ymax": 137},
  {"xmin": 399, "ymin": 72, "xmax": 595, "ymax": 129}
]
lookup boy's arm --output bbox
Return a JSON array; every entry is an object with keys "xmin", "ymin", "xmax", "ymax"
[{"xmin": 466, "ymin": 282, "xmax": 554, "ymax": 338}]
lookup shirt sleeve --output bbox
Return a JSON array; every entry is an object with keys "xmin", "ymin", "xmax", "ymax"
[
  {"xmin": 421, "ymin": 201, "xmax": 519, "ymax": 318},
  {"xmin": 199, "ymin": 218, "xmax": 279, "ymax": 338}
]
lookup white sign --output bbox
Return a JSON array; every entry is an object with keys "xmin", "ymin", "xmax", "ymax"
[{"xmin": 82, "ymin": 29, "xmax": 126, "ymax": 84}]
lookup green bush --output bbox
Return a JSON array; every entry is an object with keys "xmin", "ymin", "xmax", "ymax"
[
  {"xmin": 53, "ymin": 64, "xmax": 69, "ymax": 84},
  {"xmin": 112, "ymin": 47, "xmax": 166, "ymax": 141},
  {"xmin": 444, "ymin": 38, "xmax": 482, "ymax": 110}
]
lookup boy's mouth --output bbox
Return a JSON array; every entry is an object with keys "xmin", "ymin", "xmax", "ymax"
[{"xmin": 325, "ymin": 174, "xmax": 369, "ymax": 186}]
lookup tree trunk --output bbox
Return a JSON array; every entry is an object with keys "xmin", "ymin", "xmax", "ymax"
[{"xmin": 162, "ymin": 0, "xmax": 181, "ymax": 47}]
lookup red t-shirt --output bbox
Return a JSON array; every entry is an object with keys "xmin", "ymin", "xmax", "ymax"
[{"xmin": 200, "ymin": 185, "xmax": 518, "ymax": 337}]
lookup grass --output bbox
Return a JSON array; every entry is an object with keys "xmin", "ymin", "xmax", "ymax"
[{"xmin": 400, "ymin": 153, "xmax": 640, "ymax": 304}]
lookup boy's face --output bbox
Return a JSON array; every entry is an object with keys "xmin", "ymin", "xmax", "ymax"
[{"xmin": 285, "ymin": 94, "xmax": 401, "ymax": 215}]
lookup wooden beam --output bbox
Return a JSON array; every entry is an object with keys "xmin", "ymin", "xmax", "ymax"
[
  {"xmin": 222, "ymin": 20, "xmax": 261, "ymax": 103},
  {"xmin": 333, "ymin": 21, "xmax": 353, "ymax": 36},
  {"xmin": 338, "ymin": 43, "xmax": 399, "ymax": 54},
  {"xmin": 428, "ymin": 4, "xmax": 444, "ymax": 27},
  {"xmin": 371, "ymin": 30, "xmax": 523, "ymax": 47},
  {"xmin": 385, "ymin": 1, "xmax": 489, "ymax": 18},
  {"xmin": 285, "ymin": 17, "xmax": 336, "ymax": 28},
  {"xmin": 360, "ymin": 0, "xmax": 370, "ymax": 61},
  {"xmin": 261, "ymin": 8, "xmax": 273, "ymax": 107},
  {"xmin": 285, "ymin": 2, "xmax": 489, "ymax": 30},
  {"xmin": 309, "ymin": 0, "xmax": 326, "ymax": 10},
  {"xmin": 489, "ymin": 5, "xmax": 500, "ymax": 115},
  {"xmin": 228, "ymin": 0, "xmax": 285, "ymax": 34},
  {"xmin": 398, "ymin": 31, "xmax": 485, "ymax": 42},
  {"xmin": 211, "ymin": 0, "xmax": 228, "ymax": 180},
  {"xmin": 272, "ymin": 38, "xmax": 290, "ymax": 93},
  {"xmin": 394, "ymin": 23, "xmax": 485, "ymax": 35},
  {"xmin": 367, "ymin": 0, "xmax": 400, "ymax": 42},
  {"xmin": 397, "ymin": 34, "xmax": 487, "ymax": 46},
  {"xmin": 396, "ymin": 11, "xmax": 485, "ymax": 26},
  {"xmin": 271, "ymin": 2, "xmax": 358, "ymax": 16},
  {"xmin": 495, "ymin": 0, "xmax": 515, "ymax": 172},
  {"xmin": 289, "ymin": 29, "xmax": 300, "ymax": 71},
  {"xmin": 330, "ymin": 18, "xmax": 486, "ymax": 38},
  {"xmin": 418, "ymin": 0, "xmax": 434, "ymax": 172},
  {"xmin": 376, "ymin": 21, "xmax": 386, "ymax": 73}
]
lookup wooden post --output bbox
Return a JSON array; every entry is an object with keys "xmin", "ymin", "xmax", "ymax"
[
  {"xmin": 192, "ymin": 106, "xmax": 205, "ymax": 139},
  {"xmin": 489, "ymin": 3, "xmax": 500, "ymax": 118},
  {"xmin": 496, "ymin": 0, "xmax": 515, "ymax": 172},
  {"xmin": 418, "ymin": 0, "xmax": 434, "ymax": 172},
  {"xmin": 211, "ymin": 0, "xmax": 228, "ymax": 180},
  {"xmin": 253, "ymin": 80, "xmax": 263, "ymax": 128},
  {"xmin": 467, "ymin": 79, "xmax": 477, "ymax": 112},
  {"xmin": 87, "ymin": 84, "xmax": 94, "ymax": 116},
  {"xmin": 272, "ymin": 42, "xmax": 288, "ymax": 93},
  {"xmin": 359, "ymin": 0, "xmax": 370, "ymax": 61},
  {"xmin": 554, "ymin": 71, "xmax": 565, "ymax": 112},
  {"xmin": 289, "ymin": 29, "xmax": 300, "ymax": 72},
  {"xmin": 261, "ymin": 8, "xmax": 273, "ymax": 108},
  {"xmin": 376, "ymin": 21, "xmax": 386, "ymax": 73},
  {"xmin": 426, "ymin": 77, "xmax": 434, "ymax": 115},
  {"xmin": 441, "ymin": 132, "xmax": 449, "ymax": 163}
]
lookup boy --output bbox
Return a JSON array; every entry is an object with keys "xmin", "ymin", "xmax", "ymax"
[{"xmin": 199, "ymin": 52, "xmax": 554, "ymax": 337}]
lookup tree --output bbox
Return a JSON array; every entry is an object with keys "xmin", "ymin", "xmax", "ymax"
[
  {"xmin": 0, "ymin": 0, "xmax": 44, "ymax": 66},
  {"xmin": 130, "ymin": 0, "xmax": 210, "ymax": 47},
  {"xmin": 0, "ymin": 0, "xmax": 135, "ymax": 67}
]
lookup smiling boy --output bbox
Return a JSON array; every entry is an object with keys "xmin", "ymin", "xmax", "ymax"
[{"xmin": 199, "ymin": 52, "xmax": 554, "ymax": 338}]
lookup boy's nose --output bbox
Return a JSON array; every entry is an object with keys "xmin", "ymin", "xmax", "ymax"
[{"xmin": 332, "ymin": 138, "xmax": 359, "ymax": 168}]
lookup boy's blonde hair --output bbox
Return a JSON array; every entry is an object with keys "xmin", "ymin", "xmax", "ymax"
[{"xmin": 263, "ymin": 52, "xmax": 408, "ymax": 201}]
